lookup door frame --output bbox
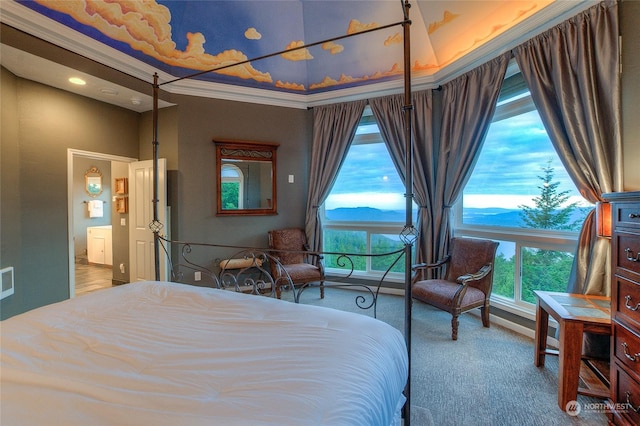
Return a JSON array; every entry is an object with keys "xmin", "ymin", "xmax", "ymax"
[
  {"xmin": 67, "ymin": 149, "xmax": 137, "ymax": 298},
  {"xmin": 128, "ymin": 158, "xmax": 168, "ymax": 282}
]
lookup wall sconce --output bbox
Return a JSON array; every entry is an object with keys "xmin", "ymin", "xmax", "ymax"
[{"xmin": 596, "ymin": 201, "xmax": 612, "ymax": 238}]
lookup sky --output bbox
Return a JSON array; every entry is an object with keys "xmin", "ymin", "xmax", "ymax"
[
  {"xmin": 325, "ymin": 134, "xmax": 406, "ymax": 211},
  {"xmin": 463, "ymin": 109, "xmax": 588, "ymax": 209},
  {"xmin": 325, "ymin": 108, "xmax": 589, "ymax": 211}
]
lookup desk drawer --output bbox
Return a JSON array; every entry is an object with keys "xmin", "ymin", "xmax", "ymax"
[
  {"xmin": 612, "ymin": 363, "xmax": 640, "ymax": 425},
  {"xmin": 614, "ymin": 322, "xmax": 640, "ymax": 378},
  {"xmin": 615, "ymin": 202, "xmax": 640, "ymax": 230},
  {"xmin": 615, "ymin": 232, "xmax": 640, "ymax": 279},
  {"xmin": 615, "ymin": 276, "xmax": 640, "ymax": 329}
]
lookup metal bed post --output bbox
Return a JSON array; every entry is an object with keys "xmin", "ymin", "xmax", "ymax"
[
  {"xmin": 401, "ymin": 1, "xmax": 414, "ymax": 424},
  {"xmin": 152, "ymin": 73, "xmax": 161, "ymax": 281}
]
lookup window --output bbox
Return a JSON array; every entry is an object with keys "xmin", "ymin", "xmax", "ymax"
[
  {"xmin": 455, "ymin": 63, "xmax": 589, "ymax": 317},
  {"xmin": 322, "ymin": 108, "xmax": 413, "ymax": 280},
  {"xmin": 221, "ymin": 164, "xmax": 244, "ymax": 209}
]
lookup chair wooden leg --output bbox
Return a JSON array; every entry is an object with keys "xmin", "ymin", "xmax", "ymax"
[
  {"xmin": 481, "ymin": 304, "xmax": 490, "ymax": 328},
  {"xmin": 320, "ymin": 282, "xmax": 325, "ymax": 299},
  {"xmin": 451, "ymin": 315, "xmax": 459, "ymax": 340}
]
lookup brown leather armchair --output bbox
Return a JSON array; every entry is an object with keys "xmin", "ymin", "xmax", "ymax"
[
  {"xmin": 411, "ymin": 237, "xmax": 499, "ymax": 340},
  {"xmin": 268, "ymin": 228, "xmax": 325, "ymax": 299}
]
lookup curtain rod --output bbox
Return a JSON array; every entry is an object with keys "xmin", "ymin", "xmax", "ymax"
[{"xmin": 159, "ymin": 19, "xmax": 409, "ymax": 87}]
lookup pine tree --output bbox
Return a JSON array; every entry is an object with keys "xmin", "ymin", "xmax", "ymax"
[
  {"xmin": 517, "ymin": 162, "xmax": 584, "ymax": 303},
  {"xmin": 518, "ymin": 162, "xmax": 582, "ymax": 231}
]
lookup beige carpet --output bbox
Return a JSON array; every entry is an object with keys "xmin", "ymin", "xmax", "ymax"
[{"xmin": 295, "ymin": 286, "xmax": 609, "ymax": 426}]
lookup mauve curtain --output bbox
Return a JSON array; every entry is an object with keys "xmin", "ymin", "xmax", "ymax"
[
  {"xmin": 305, "ymin": 100, "xmax": 366, "ymax": 252},
  {"xmin": 513, "ymin": 0, "xmax": 620, "ymax": 358},
  {"xmin": 513, "ymin": 0, "xmax": 621, "ymax": 298},
  {"xmin": 430, "ymin": 53, "xmax": 510, "ymax": 271},
  {"xmin": 369, "ymin": 90, "xmax": 434, "ymax": 264}
]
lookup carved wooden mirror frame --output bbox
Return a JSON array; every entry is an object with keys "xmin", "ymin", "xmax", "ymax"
[{"xmin": 214, "ymin": 139, "xmax": 278, "ymax": 216}]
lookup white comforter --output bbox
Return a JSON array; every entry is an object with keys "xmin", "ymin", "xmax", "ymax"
[{"xmin": 1, "ymin": 281, "xmax": 407, "ymax": 425}]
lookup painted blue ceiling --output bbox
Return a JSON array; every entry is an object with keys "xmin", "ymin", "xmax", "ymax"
[
  {"xmin": 19, "ymin": 0, "xmax": 414, "ymax": 94},
  {"xmin": 11, "ymin": 1, "xmax": 592, "ymax": 98}
]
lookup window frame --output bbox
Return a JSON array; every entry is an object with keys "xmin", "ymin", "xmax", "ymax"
[
  {"xmin": 321, "ymin": 66, "xmax": 585, "ymax": 317},
  {"xmin": 221, "ymin": 163, "xmax": 245, "ymax": 209},
  {"xmin": 321, "ymin": 108, "xmax": 410, "ymax": 282}
]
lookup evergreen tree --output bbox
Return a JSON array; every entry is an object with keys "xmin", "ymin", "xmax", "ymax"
[
  {"xmin": 518, "ymin": 162, "xmax": 582, "ymax": 231},
  {"xmin": 517, "ymin": 162, "xmax": 584, "ymax": 302}
]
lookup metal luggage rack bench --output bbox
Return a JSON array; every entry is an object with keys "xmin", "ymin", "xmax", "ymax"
[{"xmin": 158, "ymin": 235, "xmax": 405, "ymax": 318}]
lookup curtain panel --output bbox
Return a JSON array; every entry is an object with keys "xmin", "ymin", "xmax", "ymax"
[
  {"xmin": 369, "ymin": 90, "xmax": 433, "ymax": 264},
  {"xmin": 431, "ymin": 53, "xmax": 510, "ymax": 272},
  {"xmin": 305, "ymin": 100, "xmax": 366, "ymax": 252}
]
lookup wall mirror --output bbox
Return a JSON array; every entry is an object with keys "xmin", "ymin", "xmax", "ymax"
[
  {"xmin": 85, "ymin": 166, "xmax": 103, "ymax": 197},
  {"xmin": 214, "ymin": 139, "xmax": 278, "ymax": 216}
]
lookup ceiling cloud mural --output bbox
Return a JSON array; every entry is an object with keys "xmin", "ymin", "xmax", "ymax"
[{"xmin": 18, "ymin": 0, "xmax": 555, "ymax": 94}]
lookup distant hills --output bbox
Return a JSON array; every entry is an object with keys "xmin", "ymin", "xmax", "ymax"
[
  {"xmin": 463, "ymin": 208, "xmax": 524, "ymax": 227},
  {"xmin": 326, "ymin": 206, "xmax": 590, "ymax": 228},
  {"xmin": 326, "ymin": 207, "xmax": 407, "ymax": 222}
]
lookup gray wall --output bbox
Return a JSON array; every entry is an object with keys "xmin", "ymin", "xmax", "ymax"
[
  {"xmin": 111, "ymin": 160, "xmax": 130, "ymax": 284},
  {"xmin": 1, "ymin": 68, "xmax": 21, "ymax": 315},
  {"xmin": 157, "ymin": 94, "xmax": 312, "ymax": 278},
  {"xmin": 0, "ymin": 69, "xmax": 140, "ymax": 319}
]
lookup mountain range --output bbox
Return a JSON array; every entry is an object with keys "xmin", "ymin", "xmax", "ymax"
[{"xmin": 325, "ymin": 206, "xmax": 590, "ymax": 228}]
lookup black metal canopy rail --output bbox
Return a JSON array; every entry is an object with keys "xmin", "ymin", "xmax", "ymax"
[
  {"xmin": 149, "ymin": 2, "xmax": 415, "ymax": 423},
  {"xmin": 156, "ymin": 235, "xmax": 405, "ymax": 316}
]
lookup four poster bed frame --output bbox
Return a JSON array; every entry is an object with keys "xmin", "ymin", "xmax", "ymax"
[
  {"xmin": 149, "ymin": 0, "xmax": 417, "ymax": 421},
  {"xmin": 2, "ymin": 2, "xmax": 417, "ymax": 425}
]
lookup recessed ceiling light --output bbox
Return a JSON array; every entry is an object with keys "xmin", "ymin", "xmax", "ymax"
[
  {"xmin": 131, "ymin": 97, "xmax": 142, "ymax": 105},
  {"xmin": 69, "ymin": 77, "xmax": 86, "ymax": 85}
]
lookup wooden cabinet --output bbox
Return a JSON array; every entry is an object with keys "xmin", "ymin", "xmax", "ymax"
[{"xmin": 605, "ymin": 191, "xmax": 640, "ymax": 425}]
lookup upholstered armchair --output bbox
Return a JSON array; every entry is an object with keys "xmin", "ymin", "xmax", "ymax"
[
  {"xmin": 268, "ymin": 228, "xmax": 325, "ymax": 299},
  {"xmin": 411, "ymin": 237, "xmax": 499, "ymax": 340}
]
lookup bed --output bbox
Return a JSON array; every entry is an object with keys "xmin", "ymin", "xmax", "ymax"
[{"xmin": 1, "ymin": 280, "xmax": 408, "ymax": 425}]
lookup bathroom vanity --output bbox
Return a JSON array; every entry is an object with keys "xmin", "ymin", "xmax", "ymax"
[{"xmin": 87, "ymin": 225, "xmax": 112, "ymax": 266}]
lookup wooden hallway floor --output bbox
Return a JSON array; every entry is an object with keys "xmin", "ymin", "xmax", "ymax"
[{"xmin": 75, "ymin": 263, "xmax": 113, "ymax": 296}]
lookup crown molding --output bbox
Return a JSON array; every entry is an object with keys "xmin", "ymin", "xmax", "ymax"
[{"xmin": 1, "ymin": 0, "xmax": 598, "ymax": 110}]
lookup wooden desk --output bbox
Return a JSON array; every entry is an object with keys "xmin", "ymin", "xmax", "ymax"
[{"xmin": 533, "ymin": 290, "xmax": 611, "ymax": 411}]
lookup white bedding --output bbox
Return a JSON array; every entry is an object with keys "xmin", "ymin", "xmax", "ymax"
[{"xmin": 1, "ymin": 281, "xmax": 407, "ymax": 425}]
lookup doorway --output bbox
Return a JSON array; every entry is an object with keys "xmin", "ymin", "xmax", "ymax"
[{"xmin": 67, "ymin": 149, "xmax": 137, "ymax": 297}]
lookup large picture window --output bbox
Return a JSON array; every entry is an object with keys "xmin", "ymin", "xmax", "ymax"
[
  {"xmin": 322, "ymin": 108, "xmax": 412, "ymax": 279},
  {"xmin": 455, "ymin": 64, "xmax": 590, "ymax": 316}
]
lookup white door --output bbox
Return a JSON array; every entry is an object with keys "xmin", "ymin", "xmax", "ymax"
[{"xmin": 129, "ymin": 159, "xmax": 168, "ymax": 282}]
